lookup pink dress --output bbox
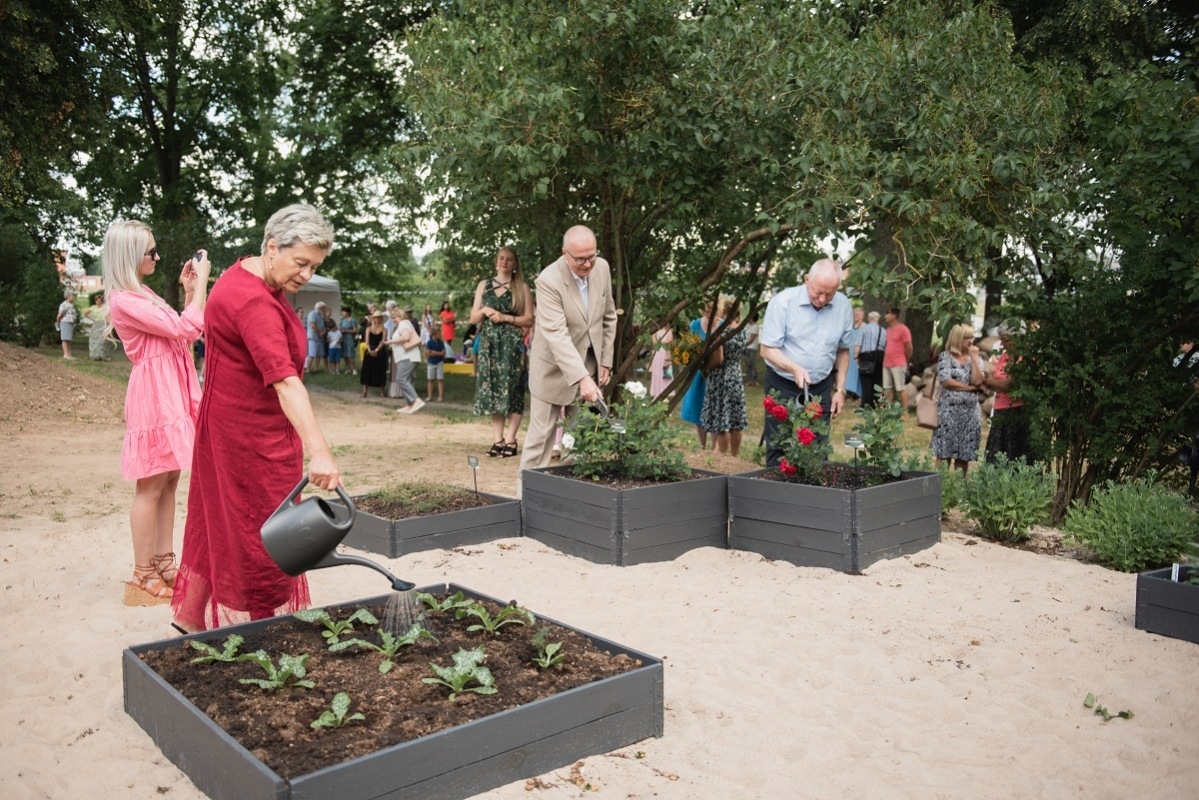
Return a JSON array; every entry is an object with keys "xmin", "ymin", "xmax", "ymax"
[
  {"xmin": 649, "ymin": 327, "xmax": 674, "ymax": 398},
  {"xmin": 106, "ymin": 286, "xmax": 203, "ymax": 480}
]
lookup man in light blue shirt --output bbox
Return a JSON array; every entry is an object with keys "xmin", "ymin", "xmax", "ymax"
[{"xmin": 759, "ymin": 259, "xmax": 854, "ymax": 466}]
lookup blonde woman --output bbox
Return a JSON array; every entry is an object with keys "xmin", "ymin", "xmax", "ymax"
[
  {"xmin": 471, "ymin": 246, "xmax": 534, "ymax": 457},
  {"xmin": 930, "ymin": 323, "xmax": 986, "ymax": 476},
  {"xmin": 385, "ymin": 306, "xmax": 424, "ymax": 413},
  {"xmin": 103, "ymin": 221, "xmax": 209, "ymax": 605}
]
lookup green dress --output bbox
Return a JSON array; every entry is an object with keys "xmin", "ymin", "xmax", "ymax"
[{"xmin": 473, "ymin": 279, "xmax": 527, "ymax": 416}]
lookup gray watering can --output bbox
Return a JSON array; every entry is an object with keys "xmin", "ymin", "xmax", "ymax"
[{"xmin": 260, "ymin": 478, "xmax": 414, "ymax": 591}]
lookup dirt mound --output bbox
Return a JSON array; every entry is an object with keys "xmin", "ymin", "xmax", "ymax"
[{"xmin": 0, "ymin": 342, "xmax": 127, "ymax": 433}]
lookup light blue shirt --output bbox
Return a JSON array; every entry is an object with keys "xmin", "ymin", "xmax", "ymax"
[
  {"xmin": 760, "ymin": 285, "xmax": 854, "ymax": 383},
  {"xmin": 572, "ymin": 273, "xmax": 589, "ymax": 312}
]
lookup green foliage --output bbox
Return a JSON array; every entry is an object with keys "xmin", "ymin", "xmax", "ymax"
[
  {"xmin": 460, "ymin": 602, "xmax": 534, "ymax": 637},
  {"xmin": 188, "ymin": 634, "xmax": 244, "ymax": 664},
  {"xmin": 938, "ymin": 466, "xmax": 966, "ymax": 517},
  {"xmin": 564, "ymin": 382, "xmax": 689, "ymax": 482},
  {"xmin": 310, "ymin": 692, "xmax": 365, "ymax": 730},
  {"xmin": 294, "ymin": 607, "xmax": 380, "ymax": 645},
  {"xmin": 236, "ymin": 651, "xmax": 315, "ymax": 691},
  {"xmin": 963, "ymin": 455, "xmax": 1053, "ymax": 542},
  {"xmin": 0, "ymin": 212, "xmax": 63, "ymax": 346},
  {"xmin": 1062, "ymin": 478, "xmax": 1199, "ymax": 573},
  {"xmin": 422, "ymin": 646, "xmax": 497, "ymax": 701},
  {"xmin": 763, "ymin": 392, "xmax": 831, "ymax": 482},
  {"xmin": 417, "ymin": 590, "xmax": 474, "ymax": 616},
  {"xmin": 1083, "ymin": 692, "xmax": 1134, "ymax": 722},
  {"xmin": 530, "ymin": 627, "xmax": 565, "ymax": 671},
  {"xmin": 852, "ymin": 399, "xmax": 905, "ymax": 478},
  {"xmin": 330, "ymin": 624, "xmax": 439, "ymax": 674}
]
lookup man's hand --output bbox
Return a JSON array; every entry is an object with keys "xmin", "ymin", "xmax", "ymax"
[
  {"xmin": 789, "ymin": 365, "xmax": 811, "ymax": 389},
  {"xmin": 830, "ymin": 390, "xmax": 845, "ymax": 419},
  {"xmin": 598, "ymin": 367, "xmax": 610, "ymax": 386},
  {"xmin": 577, "ymin": 375, "xmax": 601, "ymax": 403}
]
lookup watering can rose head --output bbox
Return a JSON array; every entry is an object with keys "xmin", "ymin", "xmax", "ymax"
[
  {"xmin": 764, "ymin": 392, "xmax": 832, "ymax": 482},
  {"xmin": 559, "ymin": 383, "xmax": 688, "ymax": 482}
]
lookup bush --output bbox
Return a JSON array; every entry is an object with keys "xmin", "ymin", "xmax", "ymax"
[
  {"xmin": 963, "ymin": 454, "xmax": 1053, "ymax": 542},
  {"xmin": 1062, "ymin": 478, "xmax": 1199, "ymax": 572},
  {"xmin": 938, "ymin": 466, "xmax": 966, "ymax": 516}
]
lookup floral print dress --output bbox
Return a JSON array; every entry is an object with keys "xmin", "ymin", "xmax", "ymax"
[
  {"xmin": 930, "ymin": 350, "xmax": 981, "ymax": 462},
  {"xmin": 700, "ymin": 328, "xmax": 749, "ymax": 433},
  {"xmin": 473, "ymin": 279, "xmax": 526, "ymax": 416}
]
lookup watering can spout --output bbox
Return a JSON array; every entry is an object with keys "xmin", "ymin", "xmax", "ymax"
[{"xmin": 260, "ymin": 478, "xmax": 415, "ymax": 592}]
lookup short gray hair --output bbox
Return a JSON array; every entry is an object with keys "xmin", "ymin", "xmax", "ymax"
[
  {"xmin": 261, "ymin": 203, "xmax": 334, "ymax": 256},
  {"xmin": 867, "ymin": 311, "xmax": 881, "ymax": 322}
]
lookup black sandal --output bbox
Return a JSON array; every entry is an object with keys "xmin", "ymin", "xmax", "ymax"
[
  {"xmin": 501, "ymin": 441, "xmax": 518, "ymax": 458},
  {"xmin": 487, "ymin": 441, "xmax": 505, "ymax": 457}
]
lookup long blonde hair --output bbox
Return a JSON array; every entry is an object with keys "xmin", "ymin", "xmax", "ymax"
[
  {"xmin": 498, "ymin": 246, "xmax": 529, "ymax": 316},
  {"xmin": 102, "ymin": 220, "xmax": 154, "ymax": 295}
]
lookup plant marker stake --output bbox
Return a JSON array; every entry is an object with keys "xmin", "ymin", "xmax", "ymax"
[
  {"xmin": 845, "ymin": 434, "xmax": 864, "ymax": 471},
  {"xmin": 467, "ymin": 455, "xmax": 479, "ymax": 501},
  {"xmin": 1172, "ymin": 563, "xmax": 1180, "ymax": 582}
]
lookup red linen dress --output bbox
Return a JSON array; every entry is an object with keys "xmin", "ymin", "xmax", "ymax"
[
  {"xmin": 172, "ymin": 261, "xmax": 311, "ymax": 630},
  {"xmin": 106, "ymin": 286, "xmax": 203, "ymax": 480}
]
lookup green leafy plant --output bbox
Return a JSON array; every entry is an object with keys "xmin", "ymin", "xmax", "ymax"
[
  {"xmin": 310, "ymin": 692, "xmax": 365, "ymax": 730},
  {"xmin": 417, "ymin": 590, "xmax": 474, "ymax": 615},
  {"xmin": 422, "ymin": 646, "xmax": 497, "ymax": 700},
  {"xmin": 294, "ymin": 607, "xmax": 380, "ymax": 645},
  {"xmin": 852, "ymin": 399, "xmax": 905, "ymax": 478},
  {"xmin": 1062, "ymin": 477, "xmax": 1199, "ymax": 572},
  {"xmin": 562, "ymin": 381, "xmax": 689, "ymax": 482},
  {"xmin": 330, "ymin": 625, "xmax": 440, "ymax": 673},
  {"xmin": 530, "ymin": 626, "xmax": 565, "ymax": 670},
  {"xmin": 938, "ymin": 465, "xmax": 966, "ymax": 516},
  {"xmin": 236, "ymin": 651, "xmax": 315, "ymax": 691},
  {"xmin": 1084, "ymin": 692, "xmax": 1134, "ymax": 722},
  {"xmin": 962, "ymin": 454, "xmax": 1053, "ymax": 542},
  {"xmin": 460, "ymin": 601, "xmax": 535, "ymax": 635},
  {"xmin": 188, "ymin": 634, "xmax": 244, "ymax": 664},
  {"xmin": 763, "ymin": 392, "xmax": 831, "ymax": 482}
]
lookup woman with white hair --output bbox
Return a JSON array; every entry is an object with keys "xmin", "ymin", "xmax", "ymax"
[
  {"xmin": 102, "ymin": 220, "xmax": 210, "ymax": 605},
  {"xmin": 172, "ymin": 203, "xmax": 341, "ymax": 632},
  {"xmin": 56, "ymin": 289, "xmax": 78, "ymax": 360}
]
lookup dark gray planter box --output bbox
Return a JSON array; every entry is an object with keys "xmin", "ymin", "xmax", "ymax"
[
  {"xmin": 521, "ymin": 467, "xmax": 728, "ymax": 565},
  {"xmin": 123, "ymin": 583, "xmax": 664, "ymax": 800},
  {"xmin": 1135, "ymin": 566, "xmax": 1199, "ymax": 645},
  {"xmin": 331, "ymin": 491, "xmax": 522, "ymax": 558},
  {"xmin": 727, "ymin": 467, "xmax": 941, "ymax": 572}
]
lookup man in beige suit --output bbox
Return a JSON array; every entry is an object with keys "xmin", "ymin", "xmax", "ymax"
[{"xmin": 519, "ymin": 225, "xmax": 618, "ymax": 472}]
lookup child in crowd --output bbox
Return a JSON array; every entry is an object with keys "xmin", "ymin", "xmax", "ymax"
[
  {"xmin": 326, "ymin": 326, "xmax": 343, "ymax": 374},
  {"xmin": 425, "ymin": 325, "xmax": 446, "ymax": 401}
]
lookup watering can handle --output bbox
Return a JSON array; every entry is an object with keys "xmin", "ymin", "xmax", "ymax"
[{"xmin": 268, "ymin": 477, "xmax": 357, "ymax": 533}]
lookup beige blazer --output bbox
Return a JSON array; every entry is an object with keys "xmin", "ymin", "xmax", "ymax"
[{"xmin": 528, "ymin": 256, "xmax": 618, "ymax": 406}]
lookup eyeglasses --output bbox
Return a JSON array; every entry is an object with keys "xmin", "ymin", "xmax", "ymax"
[
  {"xmin": 144, "ymin": 248, "xmax": 160, "ymax": 260},
  {"xmin": 564, "ymin": 248, "xmax": 599, "ymax": 266}
]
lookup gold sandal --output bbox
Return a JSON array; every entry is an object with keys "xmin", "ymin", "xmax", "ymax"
[
  {"xmin": 152, "ymin": 552, "xmax": 178, "ymax": 588},
  {"xmin": 124, "ymin": 564, "xmax": 173, "ymax": 606}
]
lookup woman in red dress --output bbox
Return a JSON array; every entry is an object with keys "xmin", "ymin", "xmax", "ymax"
[
  {"xmin": 172, "ymin": 204, "xmax": 341, "ymax": 631},
  {"xmin": 439, "ymin": 300, "xmax": 456, "ymax": 353}
]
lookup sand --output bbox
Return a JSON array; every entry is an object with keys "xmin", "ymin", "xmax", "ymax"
[{"xmin": 0, "ymin": 346, "xmax": 1195, "ymax": 799}]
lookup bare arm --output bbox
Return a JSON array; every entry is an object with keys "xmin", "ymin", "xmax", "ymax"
[{"xmin": 272, "ymin": 376, "xmax": 339, "ymax": 491}]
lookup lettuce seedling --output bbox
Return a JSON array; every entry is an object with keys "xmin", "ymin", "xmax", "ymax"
[
  {"xmin": 461, "ymin": 601, "xmax": 534, "ymax": 635},
  {"xmin": 294, "ymin": 607, "xmax": 380, "ymax": 645},
  {"xmin": 329, "ymin": 624, "xmax": 439, "ymax": 673},
  {"xmin": 236, "ymin": 650, "xmax": 315, "ymax": 691},
  {"xmin": 422, "ymin": 646, "xmax": 497, "ymax": 700},
  {"xmin": 530, "ymin": 626, "xmax": 565, "ymax": 670},
  {"xmin": 310, "ymin": 692, "xmax": 365, "ymax": 730},
  {"xmin": 189, "ymin": 634, "xmax": 244, "ymax": 664},
  {"xmin": 417, "ymin": 590, "xmax": 474, "ymax": 616}
]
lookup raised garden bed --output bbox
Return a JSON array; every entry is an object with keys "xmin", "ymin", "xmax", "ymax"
[
  {"xmin": 124, "ymin": 583, "xmax": 663, "ymax": 800},
  {"xmin": 331, "ymin": 490, "xmax": 522, "ymax": 558},
  {"xmin": 1135, "ymin": 566, "xmax": 1199, "ymax": 645},
  {"xmin": 521, "ymin": 466, "xmax": 728, "ymax": 565},
  {"xmin": 727, "ymin": 467, "xmax": 941, "ymax": 572}
]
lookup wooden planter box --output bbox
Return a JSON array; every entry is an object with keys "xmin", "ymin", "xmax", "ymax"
[
  {"xmin": 332, "ymin": 492, "xmax": 522, "ymax": 558},
  {"xmin": 1135, "ymin": 566, "xmax": 1199, "ymax": 645},
  {"xmin": 123, "ymin": 583, "xmax": 664, "ymax": 800},
  {"xmin": 521, "ymin": 467, "xmax": 728, "ymax": 566},
  {"xmin": 727, "ymin": 467, "xmax": 941, "ymax": 573}
]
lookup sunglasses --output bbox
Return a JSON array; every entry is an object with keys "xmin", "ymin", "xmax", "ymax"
[{"xmin": 144, "ymin": 248, "xmax": 160, "ymax": 259}]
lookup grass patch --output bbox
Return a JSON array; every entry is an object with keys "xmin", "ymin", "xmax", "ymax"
[{"xmin": 362, "ymin": 481, "xmax": 489, "ymax": 514}]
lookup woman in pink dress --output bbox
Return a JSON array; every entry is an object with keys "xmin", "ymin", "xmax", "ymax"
[
  {"xmin": 649, "ymin": 325, "xmax": 674, "ymax": 398},
  {"xmin": 103, "ymin": 221, "xmax": 210, "ymax": 606},
  {"xmin": 172, "ymin": 204, "xmax": 341, "ymax": 632}
]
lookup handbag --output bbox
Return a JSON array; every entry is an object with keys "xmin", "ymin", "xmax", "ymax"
[
  {"xmin": 916, "ymin": 380, "xmax": 940, "ymax": 430},
  {"xmin": 858, "ymin": 325, "xmax": 883, "ymax": 375}
]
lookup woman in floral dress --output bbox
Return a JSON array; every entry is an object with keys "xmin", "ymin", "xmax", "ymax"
[
  {"xmin": 930, "ymin": 323, "xmax": 986, "ymax": 476},
  {"xmin": 472, "ymin": 247, "xmax": 534, "ymax": 457},
  {"xmin": 699, "ymin": 299, "xmax": 750, "ymax": 457}
]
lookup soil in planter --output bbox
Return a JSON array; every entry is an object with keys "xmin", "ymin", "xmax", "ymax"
[
  {"xmin": 761, "ymin": 463, "xmax": 911, "ymax": 490},
  {"xmin": 355, "ymin": 481, "xmax": 498, "ymax": 519},
  {"xmin": 138, "ymin": 595, "xmax": 641, "ymax": 779},
  {"xmin": 552, "ymin": 468, "xmax": 704, "ymax": 491}
]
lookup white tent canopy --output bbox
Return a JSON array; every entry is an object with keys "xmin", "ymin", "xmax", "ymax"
[{"xmin": 287, "ymin": 274, "xmax": 341, "ymax": 321}]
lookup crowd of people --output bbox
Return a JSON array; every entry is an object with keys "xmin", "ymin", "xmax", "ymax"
[{"xmin": 86, "ymin": 205, "xmax": 1036, "ymax": 632}]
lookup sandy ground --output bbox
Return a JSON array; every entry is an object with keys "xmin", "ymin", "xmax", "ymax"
[{"xmin": 1, "ymin": 345, "xmax": 1196, "ymax": 800}]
